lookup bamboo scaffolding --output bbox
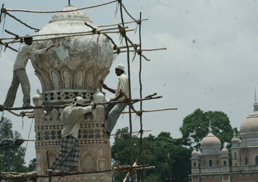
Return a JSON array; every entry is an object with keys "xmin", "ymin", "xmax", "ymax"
[
  {"xmin": 5, "ymin": 29, "xmax": 20, "ymax": 40},
  {"xmin": 3, "ymin": 29, "xmax": 135, "ymax": 44},
  {"xmin": 1, "ymin": 0, "xmax": 118, "ymax": 13},
  {"xmin": 0, "ymin": 96, "xmax": 162, "ymax": 111},
  {"xmin": 122, "ymin": 108, "xmax": 178, "ymax": 114},
  {"xmin": 114, "ymin": 47, "xmax": 167, "ymax": 54},
  {"xmin": 4, "ymin": 11, "xmax": 39, "ymax": 31},
  {"xmin": 118, "ymin": 0, "xmax": 134, "ymax": 180},
  {"xmin": 98, "ymin": 18, "xmax": 148, "ymax": 28},
  {"xmin": 121, "ymin": 3, "xmax": 139, "ymax": 24},
  {"xmin": 0, "ymin": 26, "xmax": 129, "ymax": 41},
  {"xmin": 0, "ymin": 41, "xmax": 18, "ymax": 52},
  {"xmin": 138, "ymin": 13, "xmax": 144, "ymax": 182}
]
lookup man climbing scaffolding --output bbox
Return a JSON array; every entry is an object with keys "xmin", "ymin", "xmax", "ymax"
[
  {"xmin": 3, "ymin": 34, "xmax": 55, "ymax": 108},
  {"xmin": 101, "ymin": 63, "xmax": 129, "ymax": 136},
  {"xmin": 51, "ymin": 96, "xmax": 95, "ymax": 172}
]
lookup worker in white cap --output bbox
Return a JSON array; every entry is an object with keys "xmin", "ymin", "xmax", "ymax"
[
  {"xmin": 101, "ymin": 63, "xmax": 129, "ymax": 136},
  {"xmin": 51, "ymin": 96, "xmax": 95, "ymax": 172},
  {"xmin": 2, "ymin": 34, "xmax": 56, "ymax": 108}
]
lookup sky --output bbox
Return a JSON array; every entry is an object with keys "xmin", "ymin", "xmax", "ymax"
[{"xmin": 1, "ymin": 0, "xmax": 258, "ymax": 165}]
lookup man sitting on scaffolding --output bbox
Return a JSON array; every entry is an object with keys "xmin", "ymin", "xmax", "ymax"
[{"xmin": 101, "ymin": 63, "xmax": 129, "ymax": 136}]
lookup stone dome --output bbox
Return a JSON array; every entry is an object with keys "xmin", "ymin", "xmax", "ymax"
[
  {"xmin": 191, "ymin": 150, "xmax": 199, "ymax": 159},
  {"xmin": 240, "ymin": 102, "xmax": 258, "ymax": 147},
  {"xmin": 201, "ymin": 127, "xmax": 221, "ymax": 155},
  {"xmin": 32, "ymin": 5, "xmax": 113, "ymax": 104}
]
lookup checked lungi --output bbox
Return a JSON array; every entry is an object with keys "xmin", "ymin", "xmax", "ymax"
[{"xmin": 51, "ymin": 135, "xmax": 79, "ymax": 171}]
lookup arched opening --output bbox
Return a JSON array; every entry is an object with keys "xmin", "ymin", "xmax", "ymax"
[
  {"xmin": 216, "ymin": 159, "xmax": 220, "ymax": 166},
  {"xmin": 209, "ymin": 159, "xmax": 213, "ymax": 167},
  {"xmin": 193, "ymin": 162, "xmax": 196, "ymax": 167},
  {"xmin": 235, "ymin": 163, "xmax": 237, "ymax": 166},
  {"xmin": 255, "ymin": 156, "xmax": 258, "ymax": 165},
  {"xmin": 203, "ymin": 160, "xmax": 206, "ymax": 167},
  {"xmin": 245, "ymin": 156, "xmax": 248, "ymax": 166},
  {"xmin": 223, "ymin": 160, "xmax": 227, "ymax": 166},
  {"xmin": 234, "ymin": 152, "xmax": 236, "ymax": 159}
]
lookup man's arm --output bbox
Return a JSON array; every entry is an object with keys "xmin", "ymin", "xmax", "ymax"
[
  {"xmin": 73, "ymin": 101, "xmax": 95, "ymax": 114},
  {"xmin": 102, "ymin": 83, "xmax": 116, "ymax": 94}
]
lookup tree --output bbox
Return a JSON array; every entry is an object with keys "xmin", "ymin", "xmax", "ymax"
[
  {"xmin": 111, "ymin": 127, "xmax": 191, "ymax": 182},
  {"xmin": 179, "ymin": 109, "xmax": 236, "ymax": 150},
  {"xmin": 0, "ymin": 116, "xmax": 31, "ymax": 181}
]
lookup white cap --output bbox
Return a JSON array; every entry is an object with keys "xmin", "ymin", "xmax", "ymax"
[
  {"xmin": 115, "ymin": 63, "xmax": 126, "ymax": 73},
  {"xmin": 73, "ymin": 96, "xmax": 84, "ymax": 106}
]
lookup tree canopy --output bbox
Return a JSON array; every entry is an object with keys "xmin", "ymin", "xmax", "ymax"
[
  {"xmin": 111, "ymin": 127, "xmax": 191, "ymax": 182},
  {"xmin": 0, "ymin": 116, "xmax": 34, "ymax": 181},
  {"xmin": 179, "ymin": 108, "xmax": 237, "ymax": 150}
]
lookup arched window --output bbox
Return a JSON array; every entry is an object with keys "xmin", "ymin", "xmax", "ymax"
[
  {"xmin": 255, "ymin": 156, "xmax": 258, "ymax": 165},
  {"xmin": 193, "ymin": 162, "xmax": 196, "ymax": 167},
  {"xmin": 223, "ymin": 160, "xmax": 227, "ymax": 166},
  {"xmin": 235, "ymin": 163, "xmax": 237, "ymax": 166},
  {"xmin": 203, "ymin": 160, "xmax": 206, "ymax": 167},
  {"xmin": 216, "ymin": 159, "xmax": 220, "ymax": 166},
  {"xmin": 209, "ymin": 159, "xmax": 213, "ymax": 167},
  {"xmin": 245, "ymin": 156, "xmax": 248, "ymax": 166},
  {"xmin": 234, "ymin": 152, "xmax": 236, "ymax": 159}
]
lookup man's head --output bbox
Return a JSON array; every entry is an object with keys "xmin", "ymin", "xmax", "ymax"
[
  {"xmin": 73, "ymin": 96, "xmax": 85, "ymax": 106},
  {"xmin": 24, "ymin": 34, "xmax": 33, "ymax": 45},
  {"xmin": 115, "ymin": 63, "xmax": 125, "ymax": 76}
]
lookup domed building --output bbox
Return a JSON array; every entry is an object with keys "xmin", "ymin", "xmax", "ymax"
[{"xmin": 190, "ymin": 100, "xmax": 258, "ymax": 182}]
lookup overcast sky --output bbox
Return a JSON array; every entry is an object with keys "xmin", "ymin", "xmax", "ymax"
[{"xmin": 1, "ymin": 0, "xmax": 258, "ymax": 165}]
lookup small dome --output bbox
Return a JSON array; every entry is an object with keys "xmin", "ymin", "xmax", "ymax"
[
  {"xmin": 201, "ymin": 127, "xmax": 221, "ymax": 154},
  {"xmin": 191, "ymin": 150, "xmax": 199, "ymax": 159},
  {"xmin": 221, "ymin": 148, "xmax": 228, "ymax": 152}
]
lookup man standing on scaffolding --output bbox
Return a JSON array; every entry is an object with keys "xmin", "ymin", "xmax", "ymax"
[
  {"xmin": 51, "ymin": 96, "xmax": 95, "ymax": 172},
  {"xmin": 2, "ymin": 34, "xmax": 55, "ymax": 108},
  {"xmin": 101, "ymin": 63, "xmax": 129, "ymax": 136}
]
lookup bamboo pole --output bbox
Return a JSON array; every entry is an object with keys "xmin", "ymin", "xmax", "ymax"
[
  {"xmin": 121, "ymin": 3, "xmax": 139, "ymax": 24},
  {"xmin": 2, "ymin": 0, "xmax": 117, "ymax": 13},
  {"xmin": 5, "ymin": 11, "xmax": 39, "ymax": 31},
  {"xmin": 118, "ymin": 0, "xmax": 134, "ymax": 180},
  {"xmin": 98, "ymin": 18, "xmax": 148, "ymax": 28},
  {"xmin": 3, "ymin": 29, "xmax": 135, "ymax": 44},
  {"xmin": 138, "ymin": 13, "xmax": 144, "ymax": 182},
  {"xmin": 114, "ymin": 48, "xmax": 166, "ymax": 54},
  {"xmin": 0, "ymin": 96, "xmax": 162, "ymax": 111},
  {"xmin": 122, "ymin": 108, "xmax": 177, "ymax": 114},
  {"xmin": 0, "ymin": 41, "xmax": 18, "ymax": 52},
  {"xmin": 0, "ymin": 26, "xmax": 129, "ymax": 41}
]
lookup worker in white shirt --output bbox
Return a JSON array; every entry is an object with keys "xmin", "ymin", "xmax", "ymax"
[
  {"xmin": 51, "ymin": 96, "xmax": 95, "ymax": 172},
  {"xmin": 3, "ymin": 34, "xmax": 55, "ymax": 108},
  {"xmin": 101, "ymin": 63, "xmax": 129, "ymax": 136}
]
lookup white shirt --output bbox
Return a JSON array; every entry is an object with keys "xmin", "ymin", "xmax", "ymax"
[
  {"xmin": 115, "ymin": 73, "xmax": 129, "ymax": 101},
  {"xmin": 61, "ymin": 105, "xmax": 93, "ymax": 139},
  {"xmin": 13, "ymin": 44, "xmax": 46, "ymax": 71}
]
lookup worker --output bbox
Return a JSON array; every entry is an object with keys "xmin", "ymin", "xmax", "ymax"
[
  {"xmin": 3, "ymin": 34, "xmax": 55, "ymax": 108},
  {"xmin": 51, "ymin": 96, "xmax": 95, "ymax": 172},
  {"xmin": 101, "ymin": 63, "xmax": 129, "ymax": 136}
]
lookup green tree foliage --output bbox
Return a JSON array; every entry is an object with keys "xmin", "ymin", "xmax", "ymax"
[
  {"xmin": 111, "ymin": 127, "xmax": 191, "ymax": 182},
  {"xmin": 0, "ymin": 116, "xmax": 33, "ymax": 181},
  {"xmin": 180, "ymin": 109, "xmax": 237, "ymax": 150}
]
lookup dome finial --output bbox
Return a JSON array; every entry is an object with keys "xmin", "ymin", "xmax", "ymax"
[{"xmin": 255, "ymin": 88, "xmax": 257, "ymax": 103}]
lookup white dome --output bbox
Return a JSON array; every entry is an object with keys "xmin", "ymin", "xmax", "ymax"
[
  {"xmin": 240, "ymin": 102, "xmax": 258, "ymax": 147},
  {"xmin": 201, "ymin": 128, "xmax": 221, "ymax": 155}
]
